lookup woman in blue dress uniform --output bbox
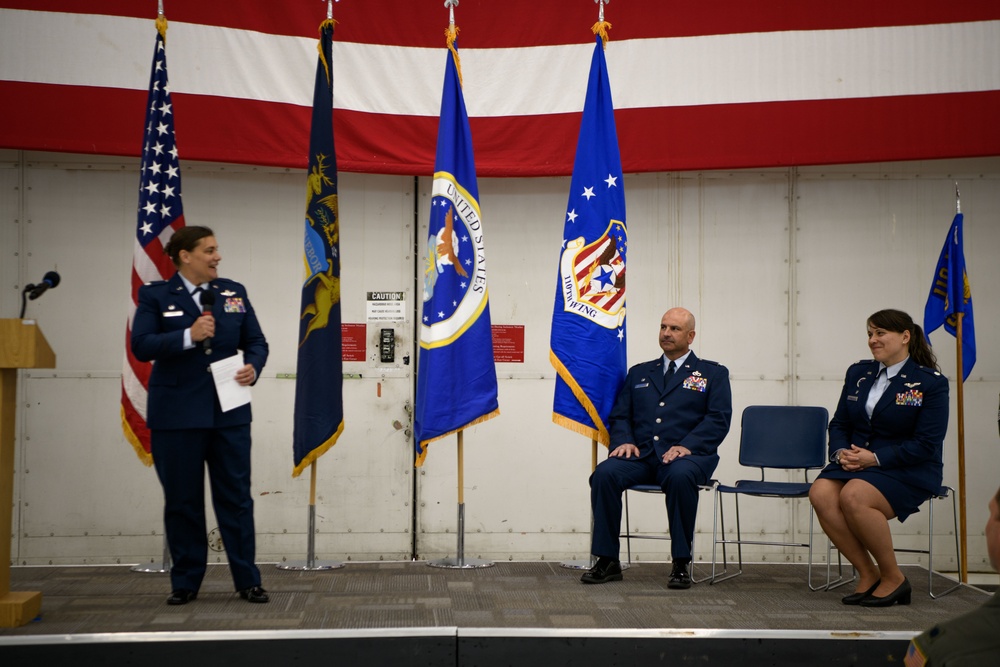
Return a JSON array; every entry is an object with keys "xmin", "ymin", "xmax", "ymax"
[
  {"xmin": 809, "ymin": 309, "xmax": 948, "ymax": 607},
  {"xmin": 131, "ymin": 226, "xmax": 269, "ymax": 605}
]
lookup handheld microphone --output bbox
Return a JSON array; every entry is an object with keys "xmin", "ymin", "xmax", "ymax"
[
  {"xmin": 200, "ymin": 289, "xmax": 216, "ymax": 356},
  {"xmin": 27, "ymin": 271, "xmax": 61, "ymax": 300}
]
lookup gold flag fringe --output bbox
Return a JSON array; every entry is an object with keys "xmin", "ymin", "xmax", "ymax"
[
  {"xmin": 552, "ymin": 413, "xmax": 605, "ymax": 444},
  {"xmin": 592, "ymin": 20, "xmax": 612, "ymax": 48},
  {"xmin": 549, "ymin": 350, "xmax": 611, "ymax": 445},
  {"xmin": 446, "ymin": 25, "xmax": 464, "ymax": 87},
  {"xmin": 317, "ymin": 18, "xmax": 338, "ymax": 85},
  {"xmin": 292, "ymin": 419, "xmax": 344, "ymax": 478},
  {"xmin": 414, "ymin": 407, "xmax": 499, "ymax": 467},
  {"xmin": 155, "ymin": 15, "xmax": 168, "ymax": 43},
  {"xmin": 120, "ymin": 405, "xmax": 154, "ymax": 467}
]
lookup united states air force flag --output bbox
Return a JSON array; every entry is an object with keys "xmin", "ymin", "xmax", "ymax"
[
  {"xmin": 550, "ymin": 35, "xmax": 627, "ymax": 445},
  {"xmin": 413, "ymin": 38, "xmax": 499, "ymax": 467},
  {"xmin": 924, "ymin": 212, "xmax": 976, "ymax": 381},
  {"xmin": 293, "ymin": 19, "xmax": 344, "ymax": 477}
]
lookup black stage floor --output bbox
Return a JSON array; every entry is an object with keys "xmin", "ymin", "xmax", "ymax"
[{"xmin": 0, "ymin": 561, "xmax": 992, "ymax": 666}]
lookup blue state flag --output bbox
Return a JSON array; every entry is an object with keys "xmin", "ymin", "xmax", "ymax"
[
  {"xmin": 550, "ymin": 35, "xmax": 627, "ymax": 445},
  {"xmin": 924, "ymin": 212, "xmax": 976, "ymax": 381},
  {"xmin": 293, "ymin": 20, "xmax": 344, "ymax": 477},
  {"xmin": 413, "ymin": 40, "xmax": 499, "ymax": 467}
]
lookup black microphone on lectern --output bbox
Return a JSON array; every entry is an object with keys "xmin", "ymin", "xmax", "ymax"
[
  {"xmin": 27, "ymin": 271, "xmax": 61, "ymax": 300},
  {"xmin": 200, "ymin": 289, "xmax": 216, "ymax": 356}
]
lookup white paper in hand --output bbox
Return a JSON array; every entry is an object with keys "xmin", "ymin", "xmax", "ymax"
[{"xmin": 210, "ymin": 352, "xmax": 252, "ymax": 412}]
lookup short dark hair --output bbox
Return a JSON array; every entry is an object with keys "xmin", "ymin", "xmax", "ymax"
[
  {"xmin": 164, "ymin": 226, "xmax": 215, "ymax": 267},
  {"xmin": 867, "ymin": 308, "xmax": 939, "ymax": 371}
]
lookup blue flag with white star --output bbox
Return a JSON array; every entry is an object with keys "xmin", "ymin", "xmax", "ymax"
[
  {"xmin": 550, "ymin": 36, "xmax": 627, "ymax": 445},
  {"xmin": 413, "ymin": 40, "xmax": 499, "ymax": 466},
  {"xmin": 923, "ymin": 212, "xmax": 976, "ymax": 381}
]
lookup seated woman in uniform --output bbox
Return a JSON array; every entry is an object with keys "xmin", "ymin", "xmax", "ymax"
[{"xmin": 809, "ymin": 308, "xmax": 948, "ymax": 607}]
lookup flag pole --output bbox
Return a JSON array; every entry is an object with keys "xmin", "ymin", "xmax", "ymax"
[
  {"xmin": 134, "ymin": 1, "xmax": 170, "ymax": 577},
  {"xmin": 277, "ymin": 460, "xmax": 344, "ymax": 571},
  {"xmin": 131, "ymin": 534, "xmax": 171, "ymax": 574},
  {"xmin": 428, "ymin": 429, "xmax": 494, "ymax": 569},
  {"xmin": 561, "ymin": 439, "xmax": 600, "ymax": 569},
  {"xmin": 953, "ymin": 184, "xmax": 968, "ymax": 583}
]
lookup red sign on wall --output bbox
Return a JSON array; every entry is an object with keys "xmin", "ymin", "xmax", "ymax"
[
  {"xmin": 342, "ymin": 323, "xmax": 367, "ymax": 362},
  {"xmin": 491, "ymin": 324, "xmax": 525, "ymax": 363}
]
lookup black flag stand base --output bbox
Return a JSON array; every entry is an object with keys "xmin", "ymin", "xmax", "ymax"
[
  {"xmin": 131, "ymin": 533, "xmax": 171, "ymax": 574},
  {"xmin": 277, "ymin": 462, "xmax": 344, "ymax": 571},
  {"xmin": 427, "ymin": 502, "xmax": 494, "ymax": 569},
  {"xmin": 276, "ymin": 503, "xmax": 344, "ymax": 571}
]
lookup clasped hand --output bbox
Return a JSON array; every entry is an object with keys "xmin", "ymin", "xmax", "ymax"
[{"xmin": 838, "ymin": 444, "xmax": 876, "ymax": 471}]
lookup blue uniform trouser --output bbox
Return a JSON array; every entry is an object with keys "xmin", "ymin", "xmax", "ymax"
[
  {"xmin": 152, "ymin": 425, "xmax": 260, "ymax": 592},
  {"xmin": 590, "ymin": 455, "xmax": 707, "ymax": 561}
]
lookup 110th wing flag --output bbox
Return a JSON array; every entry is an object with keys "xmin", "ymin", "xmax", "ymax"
[{"xmin": 550, "ymin": 34, "xmax": 628, "ymax": 445}]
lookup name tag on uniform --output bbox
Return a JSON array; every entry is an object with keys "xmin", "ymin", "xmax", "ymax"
[
  {"xmin": 163, "ymin": 310, "xmax": 184, "ymax": 317},
  {"xmin": 634, "ymin": 382, "xmax": 649, "ymax": 389},
  {"xmin": 847, "ymin": 395, "xmax": 858, "ymax": 402}
]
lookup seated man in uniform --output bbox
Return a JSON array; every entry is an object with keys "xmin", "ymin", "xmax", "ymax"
[{"xmin": 582, "ymin": 307, "xmax": 732, "ymax": 588}]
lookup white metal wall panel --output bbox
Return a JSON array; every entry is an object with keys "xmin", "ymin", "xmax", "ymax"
[{"xmin": 3, "ymin": 152, "xmax": 997, "ymax": 570}]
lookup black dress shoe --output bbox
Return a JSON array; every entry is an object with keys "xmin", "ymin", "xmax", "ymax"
[
  {"xmin": 580, "ymin": 558, "xmax": 623, "ymax": 584},
  {"xmin": 167, "ymin": 589, "xmax": 197, "ymax": 605},
  {"xmin": 841, "ymin": 579, "xmax": 880, "ymax": 605},
  {"xmin": 238, "ymin": 585, "xmax": 270, "ymax": 603},
  {"xmin": 860, "ymin": 578, "xmax": 911, "ymax": 607},
  {"xmin": 668, "ymin": 563, "xmax": 692, "ymax": 590}
]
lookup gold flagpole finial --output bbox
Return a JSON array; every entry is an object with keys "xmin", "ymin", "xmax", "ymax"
[
  {"xmin": 593, "ymin": 0, "xmax": 612, "ymax": 47},
  {"xmin": 444, "ymin": 0, "xmax": 462, "ymax": 86},
  {"xmin": 155, "ymin": 1, "xmax": 168, "ymax": 40}
]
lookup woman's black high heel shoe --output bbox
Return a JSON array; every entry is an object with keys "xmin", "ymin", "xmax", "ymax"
[
  {"xmin": 860, "ymin": 578, "xmax": 912, "ymax": 607},
  {"xmin": 841, "ymin": 580, "xmax": 880, "ymax": 606}
]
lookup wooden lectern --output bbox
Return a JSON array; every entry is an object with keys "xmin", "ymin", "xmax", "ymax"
[{"xmin": 0, "ymin": 319, "xmax": 54, "ymax": 627}]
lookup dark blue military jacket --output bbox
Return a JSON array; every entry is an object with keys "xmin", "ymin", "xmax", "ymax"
[
  {"xmin": 131, "ymin": 273, "xmax": 268, "ymax": 430},
  {"xmin": 608, "ymin": 352, "xmax": 732, "ymax": 479}
]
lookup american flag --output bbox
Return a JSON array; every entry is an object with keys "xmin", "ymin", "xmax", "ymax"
[
  {"xmin": 4, "ymin": 3, "xmax": 1000, "ymax": 176},
  {"xmin": 121, "ymin": 19, "xmax": 186, "ymax": 465}
]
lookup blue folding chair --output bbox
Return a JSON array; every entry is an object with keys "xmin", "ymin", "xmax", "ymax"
[
  {"xmin": 709, "ymin": 405, "xmax": 841, "ymax": 588},
  {"xmin": 621, "ymin": 482, "xmax": 719, "ymax": 583},
  {"xmin": 893, "ymin": 485, "xmax": 962, "ymax": 598}
]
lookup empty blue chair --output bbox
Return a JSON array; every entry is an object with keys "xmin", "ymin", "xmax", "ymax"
[{"xmin": 709, "ymin": 405, "xmax": 835, "ymax": 587}]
